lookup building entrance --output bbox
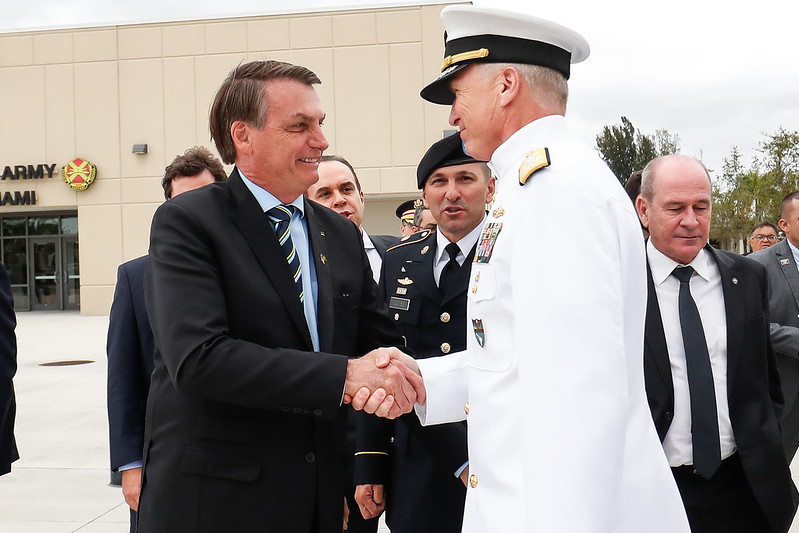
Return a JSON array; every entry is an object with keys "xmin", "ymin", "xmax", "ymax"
[{"xmin": 0, "ymin": 213, "xmax": 79, "ymax": 311}]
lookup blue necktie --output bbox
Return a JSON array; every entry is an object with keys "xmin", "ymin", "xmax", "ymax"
[
  {"xmin": 672, "ymin": 265, "xmax": 721, "ymax": 479},
  {"xmin": 267, "ymin": 204, "xmax": 303, "ymax": 302}
]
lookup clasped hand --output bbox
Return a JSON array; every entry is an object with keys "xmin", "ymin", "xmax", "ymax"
[{"xmin": 343, "ymin": 347, "xmax": 425, "ymax": 419}]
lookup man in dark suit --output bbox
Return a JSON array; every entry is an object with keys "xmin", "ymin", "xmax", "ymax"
[
  {"xmin": 751, "ymin": 191, "xmax": 799, "ymax": 461},
  {"xmin": 0, "ymin": 262, "xmax": 17, "ymax": 477},
  {"xmin": 354, "ymin": 133, "xmax": 493, "ymax": 533},
  {"xmin": 136, "ymin": 60, "xmax": 423, "ymax": 533},
  {"xmin": 306, "ymin": 154, "xmax": 399, "ymax": 284},
  {"xmin": 636, "ymin": 154, "xmax": 797, "ymax": 532},
  {"xmin": 106, "ymin": 146, "xmax": 227, "ymax": 531},
  {"xmin": 305, "ymin": 154, "xmax": 399, "ymax": 533}
]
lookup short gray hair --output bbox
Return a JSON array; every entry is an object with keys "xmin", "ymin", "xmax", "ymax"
[
  {"xmin": 474, "ymin": 63, "xmax": 568, "ymax": 111},
  {"xmin": 640, "ymin": 154, "xmax": 711, "ymax": 201}
]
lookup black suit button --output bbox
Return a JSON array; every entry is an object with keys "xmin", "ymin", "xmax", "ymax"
[
  {"xmin": 293, "ymin": 407, "xmax": 302, "ymax": 414},
  {"xmin": 313, "ymin": 409, "xmax": 323, "ymax": 417},
  {"xmin": 305, "ymin": 452, "xmax": 316, "ymax": 463},
  {"xmin": 664, "ymin": 411, "xmax": 673, "ymax": 421},
  {"xmin": 302, "ymin": 408, "xmax": 311, "ymax": 415},
  {"xmin": 282, "ymin": 407, "xmax": 290, "ymax": 413}
]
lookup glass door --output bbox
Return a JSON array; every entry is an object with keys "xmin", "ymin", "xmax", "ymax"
[
  {"xmin": 29, "ymin": 237, "xmax": 61, "ymax": 311},
  {"xmin": 61, "ymin": 237, "xmax": 80, "ymax": 310}
]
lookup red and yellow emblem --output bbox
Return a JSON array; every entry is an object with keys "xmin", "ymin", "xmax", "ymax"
[{"xmin": 62, "ymin": 158, "xmax": 97, "ymax": 191}]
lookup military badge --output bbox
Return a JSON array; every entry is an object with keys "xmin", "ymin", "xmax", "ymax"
[
  {"xmin": 519, "ymin": 148, "xmax": 551, "ymax": 185},
  {"xmin": 320, "ymin": 254, "xmax": 327, "ymax": 264},
  {"xmin": 389, "ymin": 297, "xmax": 411, "ymax": 311},
  {"xmin": 472, "ymin": 319, "xmax": 485, "ymax": 347},
  {"xmin": 421, "ymin": 246, "xmax": 430, "ymax": 255},
  {"xmin": 396, "ymin": 287, "xmax": 408, "ymax": 295},
  {"xmin": 475, "ymin": 223, "xmax": 503, "ymax": 263},
  {"xmin": 781, "ymin": 258, "xmax": 791, "ymax": 265},
  {"xmin": 62, "ymin": 158, "xmax": 97, "ymax": 191},
  {"xmin": 397, "ymin": 277, "xmax": 414, "ymax": 285},
  {"xmin": 492, "ymin": 205, "xmax": 505, "ymax": 218}
]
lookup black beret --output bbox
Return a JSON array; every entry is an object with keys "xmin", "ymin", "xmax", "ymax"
[{"xmin": 417, "ymin": 132, "xmax": 486, "ymax": 189}]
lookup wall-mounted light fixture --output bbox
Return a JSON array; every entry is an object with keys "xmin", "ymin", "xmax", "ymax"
[{"xmin": 132, "ymin": 144, "xmax": 148, "ymax": 155}]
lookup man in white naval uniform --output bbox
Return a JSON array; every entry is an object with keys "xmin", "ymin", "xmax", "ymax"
[{"xmin": 369, "ymin": 5, "xmax": 691, "ymax": 532}]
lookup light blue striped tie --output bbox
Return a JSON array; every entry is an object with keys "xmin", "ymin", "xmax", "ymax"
[{"xmin": 267, "ymin": 204, "xmax": 303, "ymax": 302}]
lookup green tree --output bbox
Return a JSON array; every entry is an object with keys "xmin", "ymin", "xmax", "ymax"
[
  {"xmin": 710, "ymin": 128, "xmax": 799, "ymax": 250},
  {"xmin": 595, "ymin": 116, "xmax": 680, "ymax": 185}
]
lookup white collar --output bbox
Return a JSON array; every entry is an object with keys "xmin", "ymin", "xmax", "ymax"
[{"xmin": 647, "ymin": 239, "xmax": 711, "ymax": 285}]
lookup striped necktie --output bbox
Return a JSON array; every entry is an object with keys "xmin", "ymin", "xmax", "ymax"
[{"xmin": 267, "ymin": 204, "xmax": 303, "ymax": 302}]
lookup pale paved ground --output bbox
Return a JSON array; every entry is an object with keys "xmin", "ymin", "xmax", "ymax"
[
  {"xmin": 0, "ymin": 311, "xmax": 389, "ymax": 532},
  {"xmin": 0, "ymin": 311, "xmax": 797, "ymax": 532}
]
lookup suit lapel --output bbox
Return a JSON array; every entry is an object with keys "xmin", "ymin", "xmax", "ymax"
[
  {"xmin": 227, "ymin": 169, "xmax": 314, "ymax": 350},
  {"xmin": 775, "ymin": 240, "xmax": 799, "ymax": 305},
  {"xmin": 645, "ymin": 262, "xmax": 674, "ymax": 397},
  {"xmin": 706, "ymin": 245, "xmax": 745, "ymax": 389},
  {"xmin": 305, "ymin": 200, "xmax": 334, "ymax": 352},
  {"xmin": 441, "ymin": 243, "xmax": 477, "ymax": 305}
]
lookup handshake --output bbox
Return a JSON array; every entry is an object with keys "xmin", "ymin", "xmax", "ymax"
[{"xmin": 343, "ymin": 347, "xmax": 426, "ymax": 419}]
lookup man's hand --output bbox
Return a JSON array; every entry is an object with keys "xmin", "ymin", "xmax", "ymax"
[
  {"xmin": 355, "ymin": 484, "xmax": 386, "ymax": 519},
  {"xmin": 121, "ymin": 467, "xmax": 142, "ymax": 511},
  {"xmin": 343, "ymin": 496, "xmax": 350, "ymax": 530},
  {"xmin": 344, "ymin": 347, "xmax": 425, "ymax": 419}
]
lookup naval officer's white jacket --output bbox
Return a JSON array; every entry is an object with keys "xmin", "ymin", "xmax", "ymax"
[{"xmin": 416, "ymin": 115, "xmax": 689, "ymax": 532}]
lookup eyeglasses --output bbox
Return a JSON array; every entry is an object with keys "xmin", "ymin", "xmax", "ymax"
[{"xmin": 753, "ymin": 234, "xmax": 778, "ymax": 242}]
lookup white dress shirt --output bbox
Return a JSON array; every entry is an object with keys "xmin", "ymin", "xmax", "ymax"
[
  {"xmin": 646, "ymin": 240, "xmax": 736, "ymax": 467},
  {"xmin": 361, "ymin": 230, "xmax": 382, "ymax": 285}
]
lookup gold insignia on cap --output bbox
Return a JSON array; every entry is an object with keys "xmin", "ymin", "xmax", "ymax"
[
  {"xmin": 397, "ymin": 277, "xmax": 414, "ymax": 286},
  {"xmin": 441, "ymin": 48, "xmax": 490, "ymax": 71},
  {"xmin": 413, "ymin": 198, "xmax": 423, "ymax": 208},
  {"xmin": 492, "ymin": 206, "xmax": 505, "ymax": 218},
  {"xmin": 421, "ymin": 246, "xmax": 430, "ymax": 255},
  {"xmin": 519, "ymin": 147, "xmax": 551, "ymax": 185}
]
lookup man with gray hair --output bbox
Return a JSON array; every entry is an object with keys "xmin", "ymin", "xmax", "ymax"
[
  {"xmin": 358, "ymin": 5, "xmax": 690, "ymax": 532},
  {"xmin": 636, "ymin": 154, "xmax": 796, "ymax": 532}
]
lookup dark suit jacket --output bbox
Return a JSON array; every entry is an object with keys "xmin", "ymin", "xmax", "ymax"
[
  {"xmin": 644, "ymin": 245, "xmax": 797, "ymax": 533},
  {"xmin": 0, "ymin": 263, "xmax": 17, "ymax": 476},
  {"xmin": 369, "ymin": 234, "xmax": 399, "ymax": 259},
  {"xmin": 750, "ymin": 239, "xmax": 799, "ymax": 459},
  {"xmin": 355, "ymin": 231, "xmax": 468, "ymax": 533},
  {"xmin": 138, "ymin": 169, "xmax": 401, "ymax": 533},
  {"xmin": 107, "ymin": 255, "xmax": 155, "ymax": 472}
]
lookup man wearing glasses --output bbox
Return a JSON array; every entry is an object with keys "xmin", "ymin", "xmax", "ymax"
[
  {"xmin": 748, "ymin": 221, "xmax": 779, "ymax": 253},
  {"xmin": 751, "ymin": 191, "xmax": 799, "ymax": 461}
]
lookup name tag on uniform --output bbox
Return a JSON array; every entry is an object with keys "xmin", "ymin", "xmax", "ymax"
[
  {"xmin": 389, "ymin": 297, "xmax": 411, "ymax": 311},
  {"xmin": 475, "ymin": 223, "xmax": 503, "ymax": 264}
]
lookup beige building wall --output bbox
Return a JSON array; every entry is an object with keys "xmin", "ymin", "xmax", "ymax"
[{"xmin": 0, "ymin": 4, "xmax": 456, "ymax": 315}]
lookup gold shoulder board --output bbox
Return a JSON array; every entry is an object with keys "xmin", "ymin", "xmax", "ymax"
[{"xmin": 519, "ymin": 148, "xmax": 551, "ymax": 186}]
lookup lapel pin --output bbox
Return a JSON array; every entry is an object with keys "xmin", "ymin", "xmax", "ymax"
[
  {"xmin": 320, "ymin": 254, "xmax": 327, "ymax": 264},
  {"xmin": 320, "ymin": 230, "xmax": 325, "ymax": 237},
  {"xmin": 781, "ymin": 258, "xmax": 791, "ymax": 265},
  {"xmin": 401, "ymin": 267, "xmax": 407, "ymax": 272},
  {"xmin": 421, "ymin": 246, "xmax": 429, "ymax": 255},
  {"xmin": 492, "ymin": 206, "xmax": 505, "ymax": 218},
  {"xmin": 731, "ymin": 277, "xmax": 738, "ymax": 285}
]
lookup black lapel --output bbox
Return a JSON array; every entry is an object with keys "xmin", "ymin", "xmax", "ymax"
[
  {"xmin": 410, "ymin": 238, "xmax": 439, "ymax": 302},
  {"xmin": 706, "ymin": 245, "xmax": 744, "ymax": 389},
  {"xmin": 645, "ymin": 261, "xmax": 675, "ymax": 398},
  {"xmin": 441, "ymin": 243, "xmax": 477, "ymax": 305},
  {"xmin": 227, "ymin": 169, "xmax": 314, "ymax": 350},
  {"xmin": 305, "ymin": 200, "xmax": 334, "ymax": 352},
  {"xmin": 775, "ymin": 240, "xmax": 799, "ymax": 304}
]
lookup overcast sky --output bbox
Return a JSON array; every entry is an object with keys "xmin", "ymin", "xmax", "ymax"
[{"xmin": 3, "ymin": 0, "xmax": 797, "ymax": 178}]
